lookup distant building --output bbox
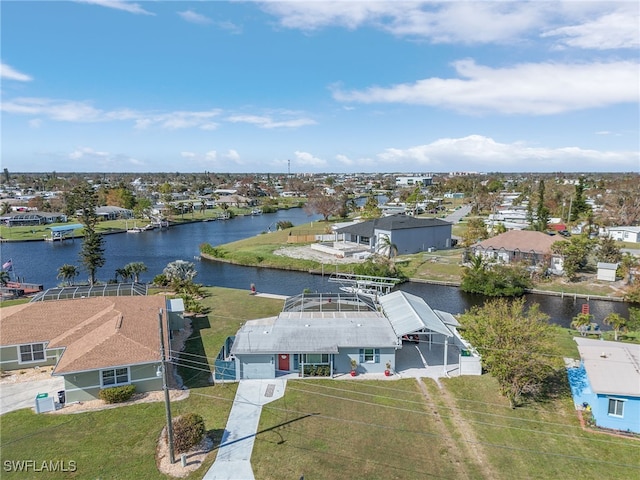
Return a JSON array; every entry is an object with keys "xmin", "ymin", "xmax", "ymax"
[
  {"xmin": 395, "ymin": 176, "xmax": 433, "ymax": 187},
  {"xmin": 470, "ymin": 230, "xmax": 564, "ymax": 273},
  {"xmin": 336, "ymin": 214, "xmax": 453, "ymax": 254},
  {"xmin": 605, "ymin": 226, "xmax": 640, "ymax": 244},
  {"xmin": 596, "ymin": 262, "xmax": 618, "ymax": 282}
]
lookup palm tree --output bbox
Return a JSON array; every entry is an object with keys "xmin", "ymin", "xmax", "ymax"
[
  {"xmin": 57, "ymin": 264, "xmax": 79, "ymax": 286},
  {"xmin": 571, "ymin": 312, "xmax": 593, "ymax": 335},
  {"xmin": 603, "ymin": 312, "xmax": 626, "ymax": 341},
  {"xmin": 124, "ymin": 261, "xmax": 147, "ymax": 283},
  {"xmin": 114, "ymin": 267, "xmax": 129, "ymax": 283},
  {"xmin": 0, "ymin": 201, "xmax": 11, "ymax": 215},
  {"xmin": 163, "ymin": 260, "xmax": 197, "ymax": 284},
  {"xmin": 377, "ymin": 234, "xmax": 398, "ymax": 259},
  {"xmin": 200, "ymin": 199, "xmax": 207, "ymax": 218}
]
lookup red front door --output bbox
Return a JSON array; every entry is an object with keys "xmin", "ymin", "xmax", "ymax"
[{"xmin": 278, "ymin": 354, "xmax": 289, "ymax": 372}]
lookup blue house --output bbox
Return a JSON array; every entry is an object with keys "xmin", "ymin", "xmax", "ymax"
[{"xmin": 568, "ymin": 337, "xmax": 640, "ymax": 434}]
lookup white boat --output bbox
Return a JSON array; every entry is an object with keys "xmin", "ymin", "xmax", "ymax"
[{"xmin": 250, "ymin": 208, "xmax": 263, "ymax": 215}]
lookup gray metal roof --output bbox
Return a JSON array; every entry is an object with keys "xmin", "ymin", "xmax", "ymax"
[
  {"xmin": 434, "ymin": 310, "xmax": 460, "ymax": 327},
  {"xmin": 379, "ymin": 290, "xmax": 453, "ymax": 337},
  {"xmin": 231, "ymin": 311, "xmax": 399, "ymax": 355},
  {"xmin": 575, "ymin": 337, "xmax": 640, "ymax": 397}
]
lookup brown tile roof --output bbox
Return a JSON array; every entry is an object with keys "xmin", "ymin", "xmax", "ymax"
[
  {"xmin": 0, "ymin": 296, "xmax": 166, "ymax": 374},
  {"xmin": 472, "ymin": 230, "xmax": 561, "ymax": 255}
]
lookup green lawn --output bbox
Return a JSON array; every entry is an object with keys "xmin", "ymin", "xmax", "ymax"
[{"xmin": 1, "ymin": 287, "xmax": 638, "ymax": 479}]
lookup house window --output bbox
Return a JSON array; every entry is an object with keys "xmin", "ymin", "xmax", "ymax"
[
  {"xmin": 303, "ymin": 354, "xmax": 329, "ymax": 365},
  {"xmin": 359, "ymin": 349, "xmax": 380, "ymax": 363},
  {"xmin": 19, "ymin": 343, "xmax": 45, "ymax": 363},
  {"xmin": 101, "ymin": 367, "xmax": 130, "ymax": 387},
  {"xmin": 608, "ymin": 398, "xmax": 624, "ymax": 417}
]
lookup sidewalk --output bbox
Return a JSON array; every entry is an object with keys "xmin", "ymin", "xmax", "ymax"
[{"xmin": 202, "ymin": 379, "xmax": 286, "ymax": 480}]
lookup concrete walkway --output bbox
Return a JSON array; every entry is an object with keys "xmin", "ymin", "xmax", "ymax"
[{"xmin": 203, "ymin": 379, "xmax": 286, "ymax": 480}]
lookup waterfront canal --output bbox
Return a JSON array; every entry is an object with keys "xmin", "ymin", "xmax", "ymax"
[{"xmin": 1, "ymin": 207, "xmax": 629, "ymax": 328}]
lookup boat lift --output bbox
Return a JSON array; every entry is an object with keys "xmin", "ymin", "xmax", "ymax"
[{"xmin": 328, "ymin": 272, "xmax": 401, "ymax": 299}]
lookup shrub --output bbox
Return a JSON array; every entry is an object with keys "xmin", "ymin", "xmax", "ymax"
[
  {"xmin": 99, "ymin": 385, "xmax": 136, "ymax": 404},
  {"xmin": 172, "ymin": 413, "xmax": 206, "ymax": 454}
]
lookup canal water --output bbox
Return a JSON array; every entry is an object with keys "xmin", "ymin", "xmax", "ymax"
[{"xmin": 0, "ymin": 207, "xmax": 629, "ymax": 327}]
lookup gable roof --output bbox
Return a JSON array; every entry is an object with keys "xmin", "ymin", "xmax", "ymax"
[
  {"xmin": 336, "ymin": 214, "xmax": 451, "ymax": 237},
  {"xmin": 472, "ymin": 230, "xmax": 560, "ymax": 255},
  {"xmin": 379, "ymin": 291, "xmax": 453, "ymax": 337},
  {"xmin": 0, "ymin": 296, "xmax": 167, "ymax": 374},
  {"xmin": 574, "ymin": 337, "xmax": 640, "ymax": 397}
]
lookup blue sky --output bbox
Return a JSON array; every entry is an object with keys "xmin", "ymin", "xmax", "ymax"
[{"xmin": 1, "ymin": 1, "xmax": 639, "ymax": 174}]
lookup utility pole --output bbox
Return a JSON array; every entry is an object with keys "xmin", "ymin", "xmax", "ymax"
[{"xmin": 158, "ymin": 308, "xmax": 175, "ymax": 464}]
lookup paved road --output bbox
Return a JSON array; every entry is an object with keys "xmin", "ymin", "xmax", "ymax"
[
  {"xmin": 0, "ymin": 377, "xmax": 65, "ymax": 415},
  {"xmin": 444, "ymin": 204, "xmax": 472, "ymax": 224}
]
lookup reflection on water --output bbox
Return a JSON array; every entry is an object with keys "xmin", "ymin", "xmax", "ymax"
[{"xmin": 2, "ymin": 205, "xmax": 630, "ymax": 328}]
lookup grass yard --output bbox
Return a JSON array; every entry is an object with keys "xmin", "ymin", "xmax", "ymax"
[
  {"xmin": 1, "ymin": 286, "xmax": 638, "ymax": 479},
  {"xmin": 440, "ymin": 376, "xmax": 640, "ymax": 480}
]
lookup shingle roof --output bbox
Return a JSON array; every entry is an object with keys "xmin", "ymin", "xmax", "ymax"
[
  {"xmin": 574, "ymin": 337, "xmax": 640, "ymax": 397},
  {"xmin": 472, "ymin": 230, "xmax": 560, "ymax": 254},
  {"xmin": 0, "ymin": 296, "xmax": 167, "ymax": 374}
]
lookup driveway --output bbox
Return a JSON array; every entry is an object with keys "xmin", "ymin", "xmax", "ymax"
[{"xmin": 0, "ymin": 377, "xmax": 65, "ymax": 415}]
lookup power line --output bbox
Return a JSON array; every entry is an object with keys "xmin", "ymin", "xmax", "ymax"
[{"xmin": 189, "ymin": 391, "xmax": 640, "ymax": 471}]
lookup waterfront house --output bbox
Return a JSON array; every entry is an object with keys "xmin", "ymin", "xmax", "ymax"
[
  {"xmin": 0, "ymin": 291, "xmax": 183, "ymax": 403},
  {"xmin": 470, "ymin": 230, "xmax": 564, "ymax": 273},
  {"xmin": 567, "ymin": 337, "xmax": 640, "ymax": 434},
  {"xmin": 335, "ymin": 214, "xmax": 453, "ymax": 255},
  {"xmin": 215, "ymin": 290, "xmax": 480, "ymax": 381}
]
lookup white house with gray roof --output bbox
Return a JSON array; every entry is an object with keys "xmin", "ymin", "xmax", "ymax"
[{"xmin": 216, "ymin": 290, "xmax": 480, "ymax": 381}]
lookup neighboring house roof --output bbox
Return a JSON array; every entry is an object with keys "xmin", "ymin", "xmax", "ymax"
[
  {"xmin": 597, "ymin": 262, "xmax": 619, "ymax": 270},
  {"xmin": 0, "ymin": 296, "xmax": 168, "ymax": 375},
  {"xmin": 336, "ymin": 214, "xmax": 451, "ymax": 237},
  {"xmin": 607, "ymin": 226, "xmax": 640, "ymax": 233},
  {"xmin": 379, "ymin": 291, "xmax": 453, "ymax": 337},
  {"xmin": 231, "ymin": 311, "xmax": 399, "ymax": 355},
  {"xmin": 575, "ymin": 337, "xmax": 640, "ymax": 397},
  {"xmin": 472, "ymin": 230, "xmax": 560, "ymax": 255}
]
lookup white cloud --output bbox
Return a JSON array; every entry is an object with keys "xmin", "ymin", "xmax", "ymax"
[
  {"xmin": 375, "ymin": 135, "xmax": 638, "ymax": 171},
  {"xmin": 333, "ymin": 60, "xmax": 639, "ymax": 115},
  {"xmin": 2, "ymin": 97, "xmax": 222, "ymax": 129},
  {"xmin": 29, "ymin": 119, "xmax": 42, "ymax": 128},
  {"xmin": 178, "ymin": 10, "xmax": 212, "ymax": 25},
  {"xmin": 75, "ymin": 0, "xmax": 154, "ymax": 16},
  {"xmin": 226, "ymin": 114, "xmax": 316, "ymax": 129},
  {"xmin": 205, "ymin": 151, "xmax": 217, "ymax": 160},
  {"xmin": 69, "ymin": 146, "xmax": 147, "ymax": 169},
  {"xmin": 260, "ymin": 1, "xmax": 552, "ymax": 44},
  {"xmin": 69, "ymin": 146, "xmax": 109, "ymax": 160},
  {"xmin": 542, "ymin": 5, "xmax": 640, "ymax": 50},
  {"xmin": 225, "ymin": 150, "xmax": 241, "ymax": 161},
  {"xmin": 261, "ymin": 1, "xmax": 640, "ymax": 51},
  {"xmin": 293, "ymin": 150, "xmax": 327, "ymax": 168},
  {"xmin": 180, "ymin": 152, "xmax": 197, "ymax": 158},
  {"xmin": 1, "ymin": 63, "xmax": 32, "ymax": 81}
]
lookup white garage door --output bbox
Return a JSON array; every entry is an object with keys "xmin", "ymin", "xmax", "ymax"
[{"xmin": 241, "ymin": 355, "xmax": 274, "ymax": 379}]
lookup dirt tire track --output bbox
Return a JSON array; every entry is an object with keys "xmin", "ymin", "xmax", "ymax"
[
  {"xmin": 433, "ymin": 379, "xmax": 499, "ymax": 480},
  {"xmin": 415, "ymin": 378, "xmax": 470, "ymax": 480}
]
